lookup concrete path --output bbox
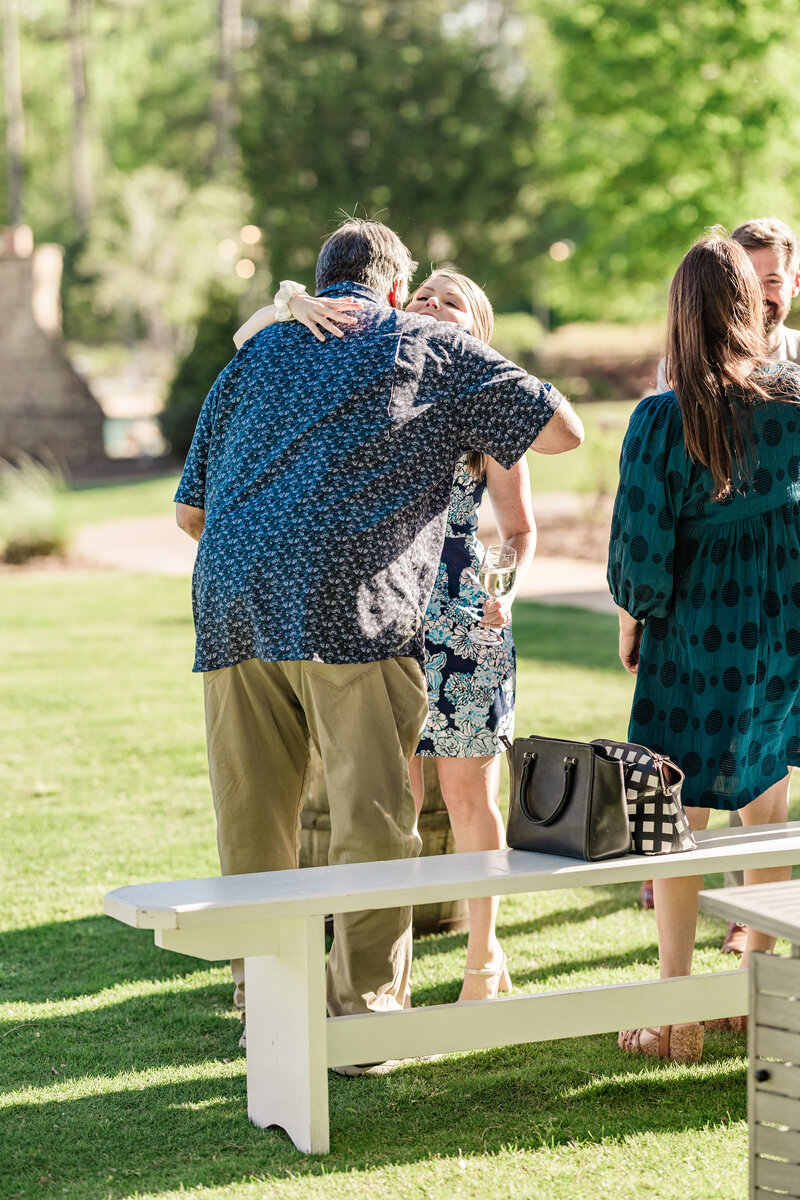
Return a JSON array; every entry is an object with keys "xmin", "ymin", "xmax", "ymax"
[{"xmin": 71, "ymin": 495, "xmax": 615, "ymax": 616}]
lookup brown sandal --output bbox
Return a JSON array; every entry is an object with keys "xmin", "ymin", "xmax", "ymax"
[
  {"xmin": 704, "ymin": 1015, "xmax": 747, "ymax": 1034},
  {"xmin": 618, "ymin": 1023, "xmax": 703, "ymax": 1063}
]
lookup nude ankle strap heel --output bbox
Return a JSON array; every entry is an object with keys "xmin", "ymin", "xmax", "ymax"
[{"xmin": 463, "ymin": 954, "xmax": 512, "ymax": 996}]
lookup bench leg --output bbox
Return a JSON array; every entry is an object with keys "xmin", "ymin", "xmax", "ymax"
[{"xmin": 244, "ymin": 915, "xmax": 329, "ymax": 1154}]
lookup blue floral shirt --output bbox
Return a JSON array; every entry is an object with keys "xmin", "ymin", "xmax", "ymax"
[{"xmin": 175, "ymin": 282, "xmax": 564, "ymax": 671}]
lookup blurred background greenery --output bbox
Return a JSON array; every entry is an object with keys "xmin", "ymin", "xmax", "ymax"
[{"xmin": 3, "ymin": 0, "xmax": 800, "ymax": 455}]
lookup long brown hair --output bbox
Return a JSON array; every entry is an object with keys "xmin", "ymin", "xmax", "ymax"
[
  {"xmin": 665, "ymin": 232, "xmax": 778, "ymax": 500},
  {"xmin": 417, "ymin": 267, "xmax": 495, "ymax": 480}
]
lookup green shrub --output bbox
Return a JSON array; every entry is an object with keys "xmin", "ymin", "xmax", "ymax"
[
  {"xmin": 159, "ymin": 283, "xmax": 240, "ymax": 458},
  {"xmin": 0, "ymin": 455, "xmax": 69, "ymax": 563},
  {"xmin": 492, "ymin": 311, "xmax": 545, "ymax": 366}
]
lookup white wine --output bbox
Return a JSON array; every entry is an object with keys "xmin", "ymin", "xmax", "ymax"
[{"xmin": 478, "ymin": 566, "xmax": 516, "ymax": 599}]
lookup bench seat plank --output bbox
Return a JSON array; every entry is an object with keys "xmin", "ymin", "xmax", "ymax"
[{"xmin": 105, "ymin": 823, "xmax": 800, "ymax": 930}]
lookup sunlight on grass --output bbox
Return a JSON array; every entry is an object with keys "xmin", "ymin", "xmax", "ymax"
[{"xmin": 0, "ymin": 537, "xmax": 775, "ymax": 1200}]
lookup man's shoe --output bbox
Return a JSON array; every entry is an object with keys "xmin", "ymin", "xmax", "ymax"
[
  {"xmin": 640, "ymin": 880, "xmax": 655, "ymax": 910},
  {"xmin": 331, "ymin": 1053, "xmax": 441, "ymax": 1077},
  {"xmin": 722, "ymin": 921, "xmax": 747, "ymax": 956},
  {"xmin": 331, "ymin": 1060, "xmax": 401, "ymax": 1077}
]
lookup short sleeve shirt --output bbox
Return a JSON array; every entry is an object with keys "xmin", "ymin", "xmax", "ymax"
[{"xmin": 175, "ymin": 282, "xmax": 565, "ymax": 671}]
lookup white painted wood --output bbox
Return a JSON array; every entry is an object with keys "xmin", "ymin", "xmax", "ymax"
[
  {"xmin": 700, "ymin": 879, "xmax": 800, "ymax": 947},
  {"xmin": 155, "ymin": 920, "xmax": 280, "ymax": 960},
  {"xmin": 757, "ymin": 996, "xmax": 800, "ymax": 1036},
  {"xmin": 105, "ymin": 822, "xmax": 800, "ymax": 931},
  {"xmin": 101, "ymin": 820, "xmax": 800, "ymax": 1156},
  {"xmin": 756, "ymin": 1025, "xmax": 800, "ymax": 1063},
  {"xmin": 755, "ymin": 1091, "xmax": 800, "ymax": 1128},
  {"xmin": 755, "ymin": 1124, "xmax": 800, "ymax": 1163},
  {"xmin": 755, "ymin": 1157, "xmax": 800, "ymax": 1194},
  {"xmin": 754, "ymin": 1059, "xmax": 800, "ymax": 1099},
  {"xmin": 326, "ymin": 971, "xmax": 747, "ymax": 1066},
  {"xmin": 753, "ymin": 952, "xmax": 800, "ymax": 996},
  {"xmin": 244, "ymin": 916, "xmax": 329, "ymax": 1155}
]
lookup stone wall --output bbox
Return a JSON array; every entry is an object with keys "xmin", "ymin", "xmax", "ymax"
[{"xmin": 0, "ymin": 236, "xmax": 105, "ymax": 469}]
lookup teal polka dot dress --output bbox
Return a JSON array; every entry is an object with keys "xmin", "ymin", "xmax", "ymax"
[{"xmin": 608, "ymin": 370, "xmax": 800, "ymax": 810}]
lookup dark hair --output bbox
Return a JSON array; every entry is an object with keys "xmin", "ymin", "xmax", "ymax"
[
  {"xmin": 732, "ymin": 217, "xmax": 800, "ymax": 276},
  {"xmin": 411, "ymin": 267, "xmax": 495, "ymax": 480},
  {"xmin": 666, "ymin": 232, "xmax": 781, "ymax": 500},
  {"xmin": 316, "ymin": 218, "xmax": 418, "ymax": 295}
]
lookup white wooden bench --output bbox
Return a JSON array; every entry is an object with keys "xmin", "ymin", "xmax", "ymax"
[{"xmin": 104, "ymin": 821, "xmax": 800, "ymax": 1155}]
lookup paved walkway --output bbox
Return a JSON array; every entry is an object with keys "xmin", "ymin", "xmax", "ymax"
[{"xmin": 71, "ymin": 493, "xmax": 615, "ymax": 615}]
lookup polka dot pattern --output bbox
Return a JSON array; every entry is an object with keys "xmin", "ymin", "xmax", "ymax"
[{"xmin": 608, "ymin": 380, "xmax": 800, "ymax": 810}]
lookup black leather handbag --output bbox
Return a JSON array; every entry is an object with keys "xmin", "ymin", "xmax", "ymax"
[{"xmin": 504, "ymin": 734, "xmax": 631, "ymax": 861}]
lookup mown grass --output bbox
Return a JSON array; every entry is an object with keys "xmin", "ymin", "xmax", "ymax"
[{"xmin": 4, "ymin": 554, "xmax": 793, "ymax": 1200}]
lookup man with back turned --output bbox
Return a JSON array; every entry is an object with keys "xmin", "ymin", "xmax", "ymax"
[{"xmin": 174, "ymin": 218, "xmax": 584, "ymax": 1069}]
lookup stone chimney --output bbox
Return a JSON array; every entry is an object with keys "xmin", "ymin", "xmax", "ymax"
[{"xmin": 0, "ymin": 226, "xmax": 105, "ymax": 469}]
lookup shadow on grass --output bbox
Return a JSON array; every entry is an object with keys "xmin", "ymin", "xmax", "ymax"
[
  {"xmin": 2, "ymin": 1012, "xmax": 748, "ymax": 1199},
  {"xmin": 0, "ymin": 915, "xmax": 209, "ymax": 1005},
  {"xmin": 1, "ymin": 911, "xmax": 751, "ymax": 1198}
]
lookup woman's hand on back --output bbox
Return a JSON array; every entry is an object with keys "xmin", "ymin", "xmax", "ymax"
[
  {"xmin": 288, "ymin": 293, "xmax": 362, "ymax": 341},
  {"xmin": 233, "ymin": 293, "xmax": 362, "ymax": 348}
]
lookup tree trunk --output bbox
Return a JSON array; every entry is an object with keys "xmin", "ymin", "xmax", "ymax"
[
  {"xmin": 68, "ymin": 0, "xmax": 92, "ymax": 238},
  {"xmin": 210, "ymin": 0, "xmax": 241, "ymax": 174},
  {"xmin": 1, "ymin": 0, "xmax": 25, "ymax": 224}
]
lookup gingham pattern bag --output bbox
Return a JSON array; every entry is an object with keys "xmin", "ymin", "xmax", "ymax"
[{"xmin": 590, "ymin": 739, "xmax": 696, "ymax": 855}]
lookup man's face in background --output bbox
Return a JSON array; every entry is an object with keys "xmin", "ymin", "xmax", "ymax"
[{"xmin": 747, "ymin": 245, "xmax": 800, "ymax": 333}]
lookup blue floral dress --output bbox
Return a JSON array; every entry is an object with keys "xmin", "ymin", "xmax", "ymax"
[
  {"xmin": 416, "ymin": 455, "xmax": 516, "ymax": 757},
  {"xmin": 609, "ymin": 374, "xmax": 800, "ymax": 810}
]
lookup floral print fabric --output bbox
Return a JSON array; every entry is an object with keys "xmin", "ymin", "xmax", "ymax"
[
  {"xmin": 175, "ymin": 282, "xmax": 563, "ymax": 672},
  {"xmin": 608, "ymin": 371, "xmax": 800, "ymax": 809},
  {"xmin": 416, "ymin": 456, "xmax": 515, "ymax": 757}
]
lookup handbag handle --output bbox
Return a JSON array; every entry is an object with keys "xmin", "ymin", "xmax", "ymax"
[{"xmin": 519, "ymin": 752, "xmax": 578, "ymax": 826}]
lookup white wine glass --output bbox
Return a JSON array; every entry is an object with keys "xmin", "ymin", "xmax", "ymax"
[{"xmin": 468, "ymin": 544, "xmax": 517, "ymax": 646}]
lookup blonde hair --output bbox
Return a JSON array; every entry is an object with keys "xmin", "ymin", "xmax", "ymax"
[{"xmin": 416, "ymin": 267, "xmax": 494, "ymax": 479}]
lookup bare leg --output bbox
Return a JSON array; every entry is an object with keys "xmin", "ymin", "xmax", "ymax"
[
  {"xmin": 655, "ymin": 776, "xmax": 792, "ymax": 976},
  {"xmin": 434, "ymin": 755, "xmax": 509, "ymax": 1001},
  {"xmin": 619, "ymin": 805, "xmax": 711, "ymax": 1061},
  {"xmin": 653, "ymin": 806, "xmax": 711, "ymax": 979},
  {"xmin": 738, "ymin": 772, "xmax": 791, "ymax": 966}
]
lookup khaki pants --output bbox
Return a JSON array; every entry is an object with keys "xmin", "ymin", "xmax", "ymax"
[{"xmin": 203, "ymin": 656, "xmax": 427, "ymax": 1018}]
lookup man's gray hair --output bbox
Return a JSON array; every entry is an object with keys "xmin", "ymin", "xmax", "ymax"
[
  {"xmin": 316, "ymin": 219, "xmax": 418, "ymax": 295},
  {"xmin": 732, "ymin": 217, "xmax": 800, "ymax": 275}
]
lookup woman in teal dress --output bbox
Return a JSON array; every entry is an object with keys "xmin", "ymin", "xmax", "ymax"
[{"xmin": 609, "ymin": 232, "xmax": 800, "ymax": 1063}]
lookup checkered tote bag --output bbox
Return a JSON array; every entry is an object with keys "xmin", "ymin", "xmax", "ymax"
[{"xmin": 590, "ymin": 740, "xmax": 696, "ymax": 855}]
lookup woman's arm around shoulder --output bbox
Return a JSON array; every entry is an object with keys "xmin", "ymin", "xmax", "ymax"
[{"xmin": 233, "ymin": 291, "xmax": 362, "ymax": 349}]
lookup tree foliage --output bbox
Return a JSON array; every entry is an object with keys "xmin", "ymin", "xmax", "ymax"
[
  {"xmin": 159, "ymin": 282, "xmax": 240, "ymax": 457},
  {"xmin": 239, "ymin": 0, "xmax": 548, "ymax": 309},
  {"xmin": 533, "ymin": 0, "xmax": 800, "ymax": 320},
  {"xmin": 6, "ymin": 0, "xmax": 800, "ymax": 350}
]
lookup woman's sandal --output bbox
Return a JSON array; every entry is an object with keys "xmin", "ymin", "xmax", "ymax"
[
  {"xmin": 618, "ymin": 1023, "xmax": 703, "ymax": 1063},
  {"xmin": 703, "ymin": 1015, "xmax": 747, "ymax": 1033},
  {"xmin": 459, "ymin": 953, "xmax": 512, "ymax": 1001}
]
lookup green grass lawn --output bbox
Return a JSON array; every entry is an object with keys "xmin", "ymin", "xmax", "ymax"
[{"xmin": 4, "ymin": 556, "xmax": 791, "ymax": 1200}]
